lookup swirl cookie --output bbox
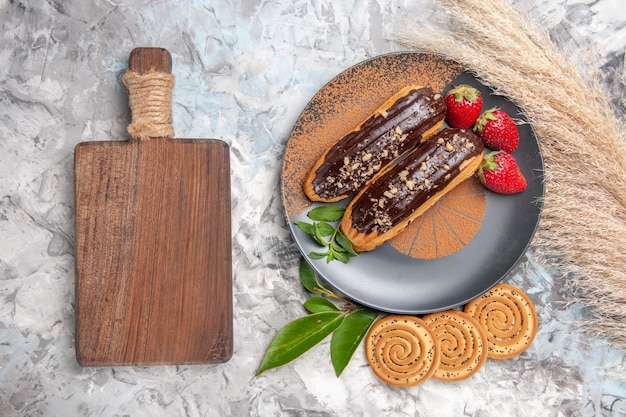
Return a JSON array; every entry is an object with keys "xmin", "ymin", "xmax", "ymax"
[
  {"xmin": 422, "ymin": 310, "xmax": 488, "ymax": 381},
  {"xmin": 365, "ymin": 315, "xmax": 440, "ymax": 386},
  {"xmin": 464, "ymin": 283, "xmax": 538, "ymax": 360}
]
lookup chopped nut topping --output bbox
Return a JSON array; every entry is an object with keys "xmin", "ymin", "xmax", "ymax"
[
  {"xmin": 373, "ymin": 212, "xmax": 393, "ymax": 231},
  {"xmin": 380, "ymin": 109, "xmax": 388, "ymax": 118},
  {"xmin": 443, "ymin": 164, "xmax": 450, "ymax": 170},
  {"xmin": 362, "ymin": 153, "xmax": 372, "ymax": 162},
  {"xmin": 445, "ymin": 142, "xmax": 453, "ymax": 152},
  {"xmin": 406, "ymin": 180, "xmax": 415, "ymax": 190},
  {"xmin": 420, "ymin": 162, "xmax": 427, "ymax": 171}
]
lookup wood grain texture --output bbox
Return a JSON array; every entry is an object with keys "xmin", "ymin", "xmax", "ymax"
[{"xmin": 74, "ymin": 48, "xmax": 232, "ymax": 366}]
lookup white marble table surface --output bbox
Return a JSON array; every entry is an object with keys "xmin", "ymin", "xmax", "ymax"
[{"xmin": 1, "ymin": 1, "xmax": 625, "ymax": 416}]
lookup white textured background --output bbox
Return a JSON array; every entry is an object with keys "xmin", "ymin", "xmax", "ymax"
[{"xmin": 1, "ymin": 1, "xmax": 625, "ymax": 416}]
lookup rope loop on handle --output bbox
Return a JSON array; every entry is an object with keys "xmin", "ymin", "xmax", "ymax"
[{"xmin": 123, "ymin": 71, "xmax": 175, "ymax": 140}]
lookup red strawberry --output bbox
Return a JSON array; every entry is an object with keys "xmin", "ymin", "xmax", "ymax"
[
  {"xmin": 444, "ymin": 84, "xmax": 483, "ymax": 129},
  {"xmin": 477, "ymin": 151, "xmax": 527, "ymax": 194},
  {"xmin": 473, "ymin": 108, "xmax": 519, "ymax": 152}
]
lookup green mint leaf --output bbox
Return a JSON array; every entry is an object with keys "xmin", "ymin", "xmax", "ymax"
[
  {"xmin": 331, "ymin": 244, "xmax": 347, "ymax": 253},
  {"xmin": 299, "ymin": 258, "xmax": 326, "ymax": 293},
  {"xmin": 256, "ymin": 311, "xmax": 345, "ymax": 375},
  {"xmin": 309, "ymin": 251, "xmax": 330, "ymax": 260},
  {"xmin": 330, "ymin": 308, "xmax": 380, "ymax": 376},
  {"xmin": 330, "ymin": 249, "xmax": 350, "ymax": 264},
  {"xmin": 335, "ymin": 231, "xmax": 359, "ymax": 257},
  {"xmin": 308, "ymin": 206, "xmax": 345, "ymax": 222},
  {"xmin": 313, "ymin": 224, "xmax": 330, "ymax": 246},
  {"xmin": 295, "ymin": 221, "xmax": 316, "ymax": 236},
  {"xmin": 304, "ymin": 296, "xmax": 340, "ymax": 313},
  {"xmin": 296, "ymin": 206, "xmax": 359, "ymax": 264},
  {"xmin": 315, "ymin": 221, "xmax": 335, "ymax": 237}
]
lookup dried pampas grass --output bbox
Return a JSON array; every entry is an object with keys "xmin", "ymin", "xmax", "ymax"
[{"xmin": 394, "ymin": 0, "xmax": 626, "ymax": 347}]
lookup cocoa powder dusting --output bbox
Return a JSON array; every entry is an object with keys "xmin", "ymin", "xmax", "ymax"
[{"xmin": 389, "ymin": 177, "xmax": 486, "ymax": 259}]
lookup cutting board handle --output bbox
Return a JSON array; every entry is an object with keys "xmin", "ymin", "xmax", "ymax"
[{"xmin": 123, "ymin": 47, "xmax": 175, "ymax": 140}]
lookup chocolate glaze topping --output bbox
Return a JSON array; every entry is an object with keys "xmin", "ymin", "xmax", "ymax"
[
  {"xmin": 348, "ymin": 128, "xmax": 484, "ymax": 235},
  {"xmin": 311, "ymin": 87, "xmax": 446, "ymax": 200}
]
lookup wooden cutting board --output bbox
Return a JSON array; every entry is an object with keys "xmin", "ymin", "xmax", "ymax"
[{"xmin": 74, "ymin": 47, "xmax": 232, "ymax": 366}]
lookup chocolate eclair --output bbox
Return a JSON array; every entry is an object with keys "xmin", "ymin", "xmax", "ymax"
[
  {"xmin": 340, "ymin": 128, "xmax": 484, "ymax": 252},
  {"xmin": 304, "ymin": 85, "xmax": 446, "ymax": 202}
]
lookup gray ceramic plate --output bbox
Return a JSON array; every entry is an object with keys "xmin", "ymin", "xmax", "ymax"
[{"xmin": 281, "ymin": 52, "xmax": 544, "ymax": 314}]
